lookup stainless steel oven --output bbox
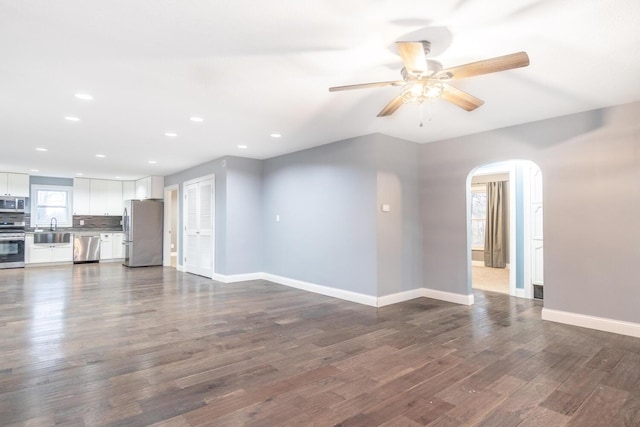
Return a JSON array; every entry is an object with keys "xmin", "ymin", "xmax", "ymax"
[
  {"xmin": 0, "ymin": 197, "xmax": 26, "ymax": 213},
  {"xmin": 0, "ymin": 222, "xmax": 26, "ymax": 268}
]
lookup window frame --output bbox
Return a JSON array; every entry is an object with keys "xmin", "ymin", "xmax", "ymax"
[{"xmin": 30, "ymin": 184, "xmax": 74, "ymax": 228}]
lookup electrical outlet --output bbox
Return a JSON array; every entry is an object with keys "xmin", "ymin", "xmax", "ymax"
[{"xmin": 80, "ymin": 219, "xmax": 85, "ymax": 225}]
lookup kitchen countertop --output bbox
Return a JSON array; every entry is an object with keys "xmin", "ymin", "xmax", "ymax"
[{"xmin": 27, "ymin": 229, "xmax": 124, "ymax": 234}]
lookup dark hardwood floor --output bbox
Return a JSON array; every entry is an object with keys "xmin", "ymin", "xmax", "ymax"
[{"xmin": 1, "ymin": 263, "xmax": 639, "ymax": 426}]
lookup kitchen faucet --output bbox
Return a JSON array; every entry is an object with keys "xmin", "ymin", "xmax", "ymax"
[{"xmin": 50, "ymin": 217, "xmax": 57, "ymax": 231}]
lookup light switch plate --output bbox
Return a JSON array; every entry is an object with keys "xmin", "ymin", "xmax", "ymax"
[{"xmin": 381, "ymin": 204, "xmax": 391, "ymax": 212}]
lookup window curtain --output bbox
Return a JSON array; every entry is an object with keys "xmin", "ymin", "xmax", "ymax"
[{"xmin": 484, "ymin": 181, "xmax": 507, "ymax": 268}]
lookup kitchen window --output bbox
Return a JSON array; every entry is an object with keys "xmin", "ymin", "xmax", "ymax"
[{"xmin": 30, "ymin": 185, "xmax": 73, "ymax": 228}]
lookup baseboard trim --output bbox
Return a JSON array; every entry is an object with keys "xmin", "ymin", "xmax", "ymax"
[
  {"xmin": 471, "ymin": 260, "xmax": 484, "ymax": 267},
  {"xmin": 211, "ymin": 272, "xmax": 264, "ymax": 283},
  {"xmin": 423, "ymin": 287, "xmax": 474, "ymax": 306},
  {"xmin": 184, "ymin": 269, "xmax": 474, "ymax": 308},
  {"xmin": 377, "ymin": 288, "xmax": 426, "ymax": 307},
  {"xmin": 515, "ymin": 288, "xmax": 526, "ymax": 298},
  {"xmin": 176, "ymin": 264, "xmax": 184, "ymax": 272},
  {"xmin": 263, "ymin": 273, "xmax": 378, "ymax": 307},
  {"xmin": 542, "ymin": 308, "xmax": 640, "ymax": 338}
]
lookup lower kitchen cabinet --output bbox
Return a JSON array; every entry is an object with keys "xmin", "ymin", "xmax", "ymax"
[
  {"xmin": 26, "ymin": 235, "xmax": 73, "ymax": 264},
  {"xmin": 100, "ymin": 232, "xmax": 124, "ymax": 261}
]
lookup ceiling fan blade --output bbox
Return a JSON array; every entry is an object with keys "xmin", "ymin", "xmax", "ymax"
[
  {"xmin": 439, "ymin": 51, "xmax": 529, "ymax": 80},
  {"xmin": 441, "ymin": 84, "xmax": 484, "ymax": 111},
  {"xmin": 377, "ymin": 95, "xmax": 404, "ymax": 117},
  {"xmin": 396, "ymin": 41, "xmax": 430, "ymax": 75},
  {"xmin": 329, "ymin": 81, "xmax": 403, "ymax": 92}
]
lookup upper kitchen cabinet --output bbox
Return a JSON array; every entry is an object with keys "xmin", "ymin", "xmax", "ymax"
[
  {"xmin": 90, "ymin": 180, "xmax": 123, "ymax": 216},
  {"xmin": 135, "ymin": 176, "xmax": 164, "ymax": 200},
  {"xmin": 122, "ymin": 181, "xmax": 135, "ymax": 201},
  {"xmin": 74, "ymin": 178, "xmax": 123, "ymax": 216},
  {"xmin": 73, "ymin": 178, "xmax": 91, "ymax": 215},
  {"xmin": 0, "ymin": 172, "xmax": 30, "ymax": 197}
]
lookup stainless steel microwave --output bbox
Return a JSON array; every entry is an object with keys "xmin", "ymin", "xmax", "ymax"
[{"xmin": 0, "ymin": 197, "xmax": 26, "ymax": 213}]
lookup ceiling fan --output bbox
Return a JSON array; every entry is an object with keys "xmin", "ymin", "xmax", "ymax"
[{"xmin": 329, "ymin": 41, "xmax": 529, "ymax": 117}]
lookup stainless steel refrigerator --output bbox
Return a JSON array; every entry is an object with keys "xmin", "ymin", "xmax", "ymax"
[{"xmin": 123, "ymin": 199, "xmax": 163, "ymax": 267}]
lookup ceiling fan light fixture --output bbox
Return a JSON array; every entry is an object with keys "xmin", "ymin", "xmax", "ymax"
[{"xmin": 400, "ymin": 80, "xmax": 443, "ymax": 104}]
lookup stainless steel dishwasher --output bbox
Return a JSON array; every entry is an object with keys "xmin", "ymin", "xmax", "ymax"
[{"xmin": 73, "ymin": 235, "xmax": 101, "ymax": 263}]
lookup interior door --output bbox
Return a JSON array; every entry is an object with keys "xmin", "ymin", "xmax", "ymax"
[{"xmin": 183, "ymin": 177, "xmax": 214, "ymax": 277}]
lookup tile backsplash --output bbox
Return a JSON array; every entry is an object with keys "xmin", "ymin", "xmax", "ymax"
[
  {"xmin": 0, "ymin": 213, "xmax": 26, "ymax": 223},
  {"xmin": 73, "ymin": 215, "xmax": 123, "ymax": 230}
]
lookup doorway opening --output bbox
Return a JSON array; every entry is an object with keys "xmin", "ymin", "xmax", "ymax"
[
  {"xmin": 163, "ymin": 185, "xmax": 179, "ymax": 269},
  {"xmin": 466, "ymin": 160, "xmax": 543, "ymax": 299}
]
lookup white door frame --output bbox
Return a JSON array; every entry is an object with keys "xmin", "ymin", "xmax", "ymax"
[
  {"xmin": 163, "ymin": 184, "xmax": 179, "ymax": 268},
  {"xmin": 466, "ymin": 160, "xmax": 544, "ymax": 300}
]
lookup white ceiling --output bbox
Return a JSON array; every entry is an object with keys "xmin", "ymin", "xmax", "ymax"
[{"xmin": 1, "ymin": 0, "xmax": 639, "ymax": 180}]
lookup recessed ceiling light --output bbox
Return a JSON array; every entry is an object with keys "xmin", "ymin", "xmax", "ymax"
[
  {"xmin": 30, "ymin": 169, "xmax": 39, "ymax": 172},
  {"xmin": 65, "ymin": 116, "xmax": 80, "ymax": 122},
  {"xmin": 164, "ymin": 132, "xmax": 177, "ymax": 137},
  {"xmin": 270, "ymin": 133, "xmax": 282, "ymax": 138},
  {"xmin": 35, "ymin": 147, "xmax": 48, "ymax": 152},
  {"xmin": 115, "ymin": 176, "xmax": 122, "ymax": 179},
  {"xmin": 96, "ymin": 154, "xmax": 106, "ymax": 158},
  {"xmin": 237, "ymin": 145, "xmax": 248, "ymax": 149},
  {"xmin": 75, "ymin": 93, "xmax": 93, "ymax": 100},
  {"xmin": 190, "ymin": 117, "xmax": 204, "ymax": 122},
  {"xmin": 76, "ymin": 172, "xmax": 84, "ymax": 176},
  {"xmin": 148, "ymin": 160, "xmax": 157, "ymax": 164}
]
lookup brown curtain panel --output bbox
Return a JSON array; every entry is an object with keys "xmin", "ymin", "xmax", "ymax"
[{"xmin": 484, "ymin": 181, "xmax": 507, "ymax": 268}]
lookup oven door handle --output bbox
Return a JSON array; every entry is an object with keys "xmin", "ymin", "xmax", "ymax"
[{"xmin": 0, "ymin": 236, "xmax": 25, "ymax": 241}]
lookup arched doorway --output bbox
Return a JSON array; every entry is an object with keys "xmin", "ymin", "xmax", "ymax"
[{"xmin": 466, "ymin": 160, "xmax": 543, "ymax": 299}]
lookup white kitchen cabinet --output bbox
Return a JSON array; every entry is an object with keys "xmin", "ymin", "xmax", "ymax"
[
  {"xmin": 100, "ymin": 233, "xmax": 113, "ymax": 259},
  {"xmin": 0, "ymin": 172, "xmax": 30, "ymax": 197},
  {"xmin": 75, "ymin": 178, "xmax": 123, "ymax": 216},
  {"xmin": 90, "ymin": 180, "xmax": 123, "ymax": 216},
  {"xmin": 100, "ymin": 232, "xmax": 125, "ymax": 260},
  {"xmin": 135, "ymin": 176, "xmax": 164, "ymax": 200},
  {"xmin": 122, "ymin": 181, "xmax": 135, "ymax": 202},
  {"xmin": 25, "ymin": 234, "xmax": 74, "ymax": 264},
  {"xmin": 73, "ymin": 178, "xmax": 91, "ymax": 215},
  {"xmin": 106, "ymin": 181, "xmax": 124, "ymax": 215},
  {"xmin": 89, "ymin": 179, "xmax": 108, "ymax": 215},
  {"xmin": 113, "ymin": 232, "xmax": 124, "ymax": 258}
]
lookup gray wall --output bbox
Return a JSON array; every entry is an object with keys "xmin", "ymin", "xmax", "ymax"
[
  {"xmin": 375, "ymin": 135, "xmax": 423, "ymax": 296},
  {"xmin": 30, "ymin": 176, "xmax": 73, "ymax": 187},
  {"xmin": 224, "ymin": 157, "xmax": 263, "ymax": 274},
  {"xmin": 164, "ymin": 156, "xmax": 262, "ymax": 275},
  {"xmin": 262, "ymin": 135, "xmax": 378, "ymax": 296},
  {"xmin": 420, "ymin": 101, "xmax": 640, "ymax": 323}
]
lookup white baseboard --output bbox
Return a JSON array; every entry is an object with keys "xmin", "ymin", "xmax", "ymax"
[
  {"xmin": 377, "ymin": 288, "xmax": 426, "ymax": 307},
  {"xmin": 180, "ymin": 269, "xmax": 474, "ymax": 309},
  {"xmin": 422, "ymin": 287, "xmax": 474, "ymax": 306},
  {"xmin": 515, "ymin": 288, "xmax": 526, "ymax": 298},
  {"xmin": 263, "ymin": 273, "xmax": 378, "ymax": 307},
  {"xmin": 542, "ymin": 308, "xmax": 640, "ymax": 338},
  {"xmin": 211, "ymin": 272, "xmax": 264, "ymax": 283},
  {"xmin": 176, "ymin": 264, "xmax": 184, "ymax": 272},
  {"xmin": 471, "ymin": 260, "xmax": 484, "ymax": 266}
]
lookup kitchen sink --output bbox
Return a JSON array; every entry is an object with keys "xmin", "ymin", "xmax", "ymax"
[{"xmin": 33, "ymin": 232, "xmax": 72, "ymax": 244}]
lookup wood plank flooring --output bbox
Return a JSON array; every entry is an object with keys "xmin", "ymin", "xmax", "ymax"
[{"xmin": 1, "ymin": 263, "xmax": 639, "ymax": 426}]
